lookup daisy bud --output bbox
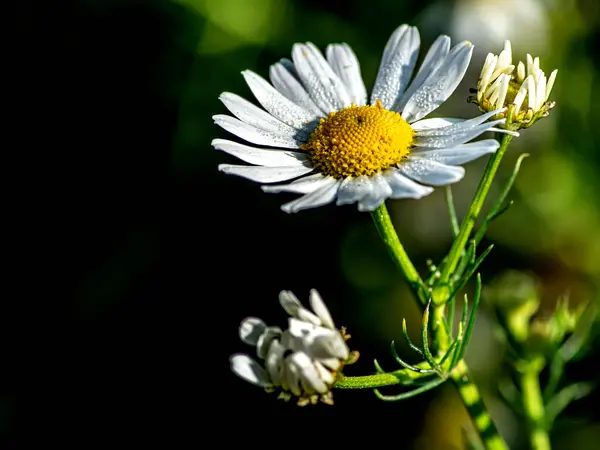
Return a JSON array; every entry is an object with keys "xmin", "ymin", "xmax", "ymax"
[
  {"xmin": 470, "ymin": 40, "xmax": 557, "ymax": 131},
  {"xmin": 230, "ymin": 290, "xmax": 358, "ymax": 406}
]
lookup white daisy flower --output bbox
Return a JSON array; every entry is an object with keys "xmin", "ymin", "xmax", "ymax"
[
  {"xmin": 473, "ymin": 40, "xmax": 557, "ymax": 129},
  {"xmin": 213, "ymin": 24, "xmax": 510, "ymax": 213},
  {"xmin": 230, "ymin": 289, "xmax": 357, "ymax": 406}
]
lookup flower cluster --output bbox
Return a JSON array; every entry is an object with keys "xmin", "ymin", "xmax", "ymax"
[
  {"xmin": 230, "ymin": 290, "xmax": 358, "ymax": 406},
  {"xmin": 472, "ymin": 40, "xmax": 557, "ymax": 130}
]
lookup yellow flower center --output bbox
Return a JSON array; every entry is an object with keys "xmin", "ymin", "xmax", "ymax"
[{"xmin": 302, "ymin": 100, "xmax": 414, "ymax": 178}]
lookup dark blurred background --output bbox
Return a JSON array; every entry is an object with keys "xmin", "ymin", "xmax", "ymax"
[{"xmin": 8, "ymin": 0, "xmax": 600, "ymax": 447}]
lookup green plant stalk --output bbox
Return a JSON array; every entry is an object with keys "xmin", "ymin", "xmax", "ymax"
[
  {"xmin": 369, "ymin": 204, "xmax": 508, "ymax": 450},
  {"xmin": 433, "ymin": 304, "xmax": 450, "ymax": 350},
  {"xmin": 452, "ymin": 361, "xmax": 509, "ymax": 450},
  {"xmin": 370, "ymin": 203, "xmax": 426, "ymax": 305},
  {"xmin": 434, "ymin": 133, "xmax": 514, "ymax": 304},
  {"xmin": 520, "ymin": 363, "xmax": 551, "ymax": 450},
  {"xmin": 335, "ymin": 361, "xmax": 433, "ymax": 389}
]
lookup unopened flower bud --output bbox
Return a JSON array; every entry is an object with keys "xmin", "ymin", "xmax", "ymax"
[
  {"xmin": 470, "ymin": 40, "xmax": 557, "ymax": 131},
  {"xmin": 230, "ymin": 289, "xmax": 358, "ymax": 406}
]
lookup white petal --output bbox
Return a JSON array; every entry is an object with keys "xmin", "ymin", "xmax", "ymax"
[
  {"xmin": 488, "ymin": 65, "xmax": 514, "ymax": 88},
  {"xmin": 277, "ymin": 58, "xmax": 298, "ymax": 78},
  {"xmin": 371, "ymin": 25, "xmax": 420, "ymax": 108},
  {"xmin": 319, "ymin": 357, "xmax": 343, "ymax": 371},
  {"xmin": 212, "ymin": 139, "xmax": 309, "ymax": 167},
  {"xmin": 242, "ymin": 70, "xmax": 320, "ymax": 129},
  {"xmin": 219, "ymin": 92, "xmax": 301, "ymax": 138},
  {"xmin": 280, "ymin": 178, "xmax": 340, "ymax": 213},
  {"xmin": 262, "ymin": 173, "xmax": 334, "ymax": 194},
  {"xmin": 309, "ymin": 289, "xmax": 335, "ymax": 330},
  {"xmin": 265, "ymin": 339, "xmax": 286, "ymax": 386},
  {"xmin": 413, "ymin": 119, "xmax": 505, "ymax": 148},
  {"xmin": 489, "ymin": 127, "xmax": 519, "ymax": 137},
  {"xmin": 517, "ymin": 61, "xmax": 526, "ymax": 83},
  {"xmin": 281, "ymin": 321, "xmax": 314, "ymax": 352},
  {"xmin": 312, "ymin": 332, "xmax": 350, "ymax": 361},
  {"xmin": 527, "ymin": 75, "xmax": 536, "ymax": 110},
  {"xmin": 412, "ymin": 139, "xmax": 499, "ymax": 165},
  {"xmin": 292, "ymin": 42, "xmax": 351, "ymax": 112},
  {"xmin": 279, "ymin": 290, "xmax": 302, "ymax": 315},
  {"xmin": 526, "ymin": 54, "xmax": 534, "ymax": 76},
  {"xmin": 230, "ymin": 354, "xmax": 272, "ymax": 387},
  {"xmin": 413, "ymin": 114, "xmax": 515, "ymax": 138},
  {"xmin": 400, "ymin": 159, "xmax": 465, "ymax": 186},
  {"xmin": 384, "ymin": 169, "xmax": 434, "ymax": 199},
  {"xmin": 269, "ymin": 60, "xmax": 323, "ymax": 115},
  {"xmin": 218, "ymin": 163, "xmax": 314, "ymax": 183},
  {"xmin": 279, "ymin": 291, "xmax": 322, "ymax": 326},
  {"xmin": 393, "ymin": 35, "xmax": 451, "ymax": 111},
  {"xmin": 402, "ymin": 41, "xmax": 473, "ymax": 123},
  {"xmin": 546, "ymin": 69, "xmax": 557, "ymax": 101},
  {"xmin": 535, "ymin": 73, "xmax": 546, "ymax": 111},
  {"xmin": 213, "ymin": 114, "xmax": 302, "ymax": 149},
  {"xmin": 512, "ymin": 82, "xmax": 527, "ymax": 114},
  {"xmin": 479, "ymin": 54, "xmax": 498, "ymax": 93},
  {"xmin": 495, "ymin": 75, "xmax": 510, "ymax": 110},
  {"xmin": 414, "ymin": 109, "xmax": 504, "ymax": 137},
  {"xmin": 501, "ymin": 41, "xmax": 512, "ymax": 66},
  {"xmin": 281, "ymin": 355, "xmax": 302, "ymax": 396},
  {"xmin": 289, "ymin": 352, "xmax": 327, "ymax": 394},
  {"xmin": 314, "ymin": 361, "xmax": 335, "ymax": 385},
  {"xmin": 336, "ymin": 175, "xmax": 374, "ymax": 205},
  {"xmin": 357, "ymin": 173, "xmax": 393, "ymax": 212},
  {"xmin": 326, "ymin": 43, "xmax": 368, "ymax": 106},
  {"xmin": 411, "ymin": 117, "xmax": 461, "ymax": 131},
  {"xmin": 256, "ymin": 326, "xmax": 283, "ymax": 360},
  {"xmin": 239, "ymin": 317, "xmax": 267, "ymax": 345},
  {"xmin": 285, "ymin": 322, "xmax": 347, "ymax": 362}
]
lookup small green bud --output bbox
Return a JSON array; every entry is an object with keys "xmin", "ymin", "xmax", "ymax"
[
  {"xmin": 527, "ymin": 296, "xmax": 586, "ymax": 357},
  {"xmin": 484, "ymin": 270, "xmax": 540, "ymax": 342}
]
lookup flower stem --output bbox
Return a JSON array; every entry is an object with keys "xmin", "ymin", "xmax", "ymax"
[
  {"xmin": 452, "ymin": 361, "xmax": 509, "ymax": 450},
  {"xmin": 335, "ymin": 366, "xmax": 428, "ymax": 389},
  {"xmin": 369, "ymin": 202, "xmax": 508, "ymax": 450},
  {"xmin": 370, "ymin": 203, "xmax": 426, "ymax": 304},
  {"xmin": 520, "ymin": 362, "xmax": 551, "ymax": 450},
  {"xmin": 434, "ymin": 133, "xmax": 514, "ymax": 304}
]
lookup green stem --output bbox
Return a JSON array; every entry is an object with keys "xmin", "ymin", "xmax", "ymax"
[
  {"xmin": 435, "ymin": 133, "xmax": 514, "ymax": 303},
  {"xmin": 335, "ymin": 369, "xmax": 425, "ymax": 389},
  {"xmin": 371, "ymin": 203, "xmax": 426, "ymax": 305},
  {"xmin": 520, "ymin": 362, "xmax": 551, "ymax": 450},
  {"xmin": 370, "ymin": 202, "xmax": 508, "ymax": 450},
  {"xmin": 452, "ymin": 361, "xmax": 510, "ymax": 450},
  {"xmin": 433, "ymin": 305, "xmax": 450, "ymax": 351}
]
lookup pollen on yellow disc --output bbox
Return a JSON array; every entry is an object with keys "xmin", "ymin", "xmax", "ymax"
[{"xmin": 302, "ymin": 100, "xmax": 415, "ymax": 179}]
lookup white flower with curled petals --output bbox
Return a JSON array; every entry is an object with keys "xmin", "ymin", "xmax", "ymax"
[
  {"xmin": 213, "ymin": 24, "xmax": 513, "ymax": 213},
  {"xmin": 472, "ymin": 40, "xmax": 557, "ymax": 130},
  {"xmin": 229, "ymin": 289, "xmax": 358, "ymax": 406}
]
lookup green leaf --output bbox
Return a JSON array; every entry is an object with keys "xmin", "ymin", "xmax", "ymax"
[
  {"xmin": 390, "ymin": 340, "xmax": 435, "ymax": 374},
  {"xmin": 374, "ymin": 377, "xmax": 447, "ymax": 402},
  {"xmin": 402, "ymin": 318, "xmax": 424, "ymax": 356},
  {"xmin": 445, "ymin": 185, "xmax": 460, "ymax": 237},
  {"xmin": 455, "ymin": 274, "xmax": 482, "ymax": 363},
  {"xmin": 421, "ymin": 301, "xmax": 440, "ymax": 372},
  {"xmin": 546, "ymin": 382, "xmax": 595, "ymax": 426}
]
